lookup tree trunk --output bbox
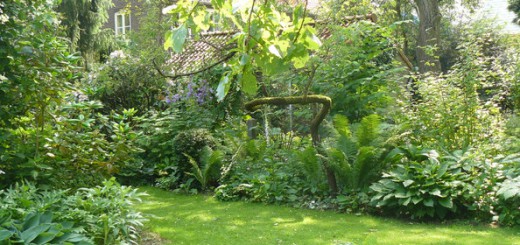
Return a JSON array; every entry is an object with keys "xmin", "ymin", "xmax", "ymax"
[{"xmin": 414, "ymin": 0, "xmax": 442, "ymax": 73}]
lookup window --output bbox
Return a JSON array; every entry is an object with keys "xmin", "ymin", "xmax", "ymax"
[{"xmin": 115, "ymin": 12, "xmax": 131, "ymax": 35}]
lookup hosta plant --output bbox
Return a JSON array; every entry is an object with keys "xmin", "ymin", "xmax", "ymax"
[
  {"xmin": 0, "ymin": 211, "xmax": 91, "ymax": 244},
  {"xmin": 495, "ymin": 176, "xmax": 520, "ymax": 226},
  {"xmin": 369, "ymin": 146, "xmax": 473, "ymax": 219}
]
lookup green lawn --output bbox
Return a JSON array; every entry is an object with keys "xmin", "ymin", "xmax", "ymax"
[{"xmin": 137, "ymin": 187, "xmax": 520, "ymax": 245}]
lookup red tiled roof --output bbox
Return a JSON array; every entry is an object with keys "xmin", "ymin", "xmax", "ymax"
[{"xmin": 165, "ymin": 31, "xmax": 236, "ymax": 75}]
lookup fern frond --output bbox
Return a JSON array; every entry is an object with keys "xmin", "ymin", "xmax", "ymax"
[
  {"xmin": 336, "ymin": 135, "xmax": 358, "ymax": 163},
  {"xmin": 185, "ymin": 153, "xmax": 205, "ymax": 189},
  {"xmin": 333, "ymin": 114, "xmax": 352, "ymax": 138},
  {"xmin": 295, "ymin": 146, "xmax": 323, "ymax": 185},
  {"xmin": 357, "ymin": 114, "xmax": 381, "ymax": 147},
  {"xmin": 352, "ymin": 146, "xmax": 382, "ymax": 190}
]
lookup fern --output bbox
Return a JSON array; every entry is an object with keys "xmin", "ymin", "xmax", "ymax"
[
  {"xmin": 185, "ymin": 147, "xmax": 223, "ymax": 191},
  {"xmin": 356, "ymin": 114, "xmax": 381, "ymax": 147},
  {"xmin": 352, "ymin": 146, "xmax": 382, "ymax": 190},
  {"xmin": 326, "ymin": 114, "xmax": 387, "ymax": 191},
  {"xmin": 333, "ymin": 114, "xmax": 352, "ymax": 138},
  {"xmin": 336, "ymin": 134, "xmax": 358, "ymax": 163},
  {"xmin": 295, "ymin": 146, "xmax": 323, "ymax": 187}
]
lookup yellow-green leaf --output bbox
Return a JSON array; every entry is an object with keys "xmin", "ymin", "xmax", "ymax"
[
  {"xmin": 292, "ymin": 51, "xmax": 309, "ymax": 69},
  {"xmin": 216, "ymin": 74, "xmax": 231, "ymax": 101},
  {"xmin": 305, "ymin": 32, "xmax": 322, "ymax": 50},
  {"xmin": 241, "ymin": 70, "xmax": 257, "ymax": 95}
]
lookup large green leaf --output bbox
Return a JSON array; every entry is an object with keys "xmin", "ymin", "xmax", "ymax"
[
  {"xmin": 241, "ymin": 70, "xmax": 257, "ymax": 95},
  {"xmin": 304, "ymin": 31, "xmax": 322, "ymax": 50},
  {"xmin": 0, "ymin": 230, "xmax": 13, "ymax": 240},
  {"xmin": 39, "ymin": 211, "xmax": 53, "ymax": 224},
  {"xmin": 292, "ymin": 50, "xmax": 309, "ymax": 69},
  {"xmin": 403, "ymin": 179, "xmax": 414, "ymax": 187},
  {"xmin": 21, "ymin": 224, "xmax": 51, "ymax": 243},
  {"xmin": 423, "ymin": 198, "xmax": 434, "ymax": 207},
  {"xmin": 438, "ymin": 198, "xmax": 453, "ymax": 209},
  {"xmin": 23, "ymin": 213, "xmax": 40, "ymax": 231},
  {"xmin": 33, "ymin": 231, "xmax": 58, "ymax": 245},
  {"xmin": 164, "ymin": 24, "xmax": 188, "ymax": 53},
  {"xmin": 216, "ymin": 74, "xmax": 231, "ymax": 101}
]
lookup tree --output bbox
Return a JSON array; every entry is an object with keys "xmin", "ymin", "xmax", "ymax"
[
  {"xmin": 509, "ymin": 0, "xmax": 520, "ymax": 24},
  {"xmin": 161, "ymin": 0, "xmax": 339, "ymax": 193},
  {"xmin": 414, "ymin": 0, "xmax": 442, "ymax": 73},
  {"xmin": 393, "ymin": 0, "xmax": 479, "ymax": 74},
  {"xmin": 162, "ymin": 0, "xmax": 321, "ymax": 100},
  {"xmin": 57, "ymin": 0, "xmax": 115, "ymax": 68}
]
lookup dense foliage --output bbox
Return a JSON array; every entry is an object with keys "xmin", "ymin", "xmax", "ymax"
[
  {"xmin": 1, "ymin": 1, "xmax": 520, "ymax": 244},
  {"xmin": 0, "ymin": 179, "xmax": 146, "ymax": 244}
]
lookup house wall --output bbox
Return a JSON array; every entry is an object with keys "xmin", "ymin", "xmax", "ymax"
[{"xmin": 105, "ymin": 0, "xmax": 143, "ymax": 33}]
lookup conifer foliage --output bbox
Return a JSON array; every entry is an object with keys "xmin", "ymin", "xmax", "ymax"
[{"xmin": 57, "ymin": 0, "xmax": 115, "ymax": 65}]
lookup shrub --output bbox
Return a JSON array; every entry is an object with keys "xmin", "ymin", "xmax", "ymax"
[
  {"xmin": 312, "ymin": 21, "xmax": 401, "ymax": 122},
  {"xmin": 369, "ymin": 146, "xmax": 474, "ymax": 219},
  {"xmin": 172, "ymin": 128, "xmax": 217, "ymax": 181},
  {"xmin": 85, "ymin": 51, "xmax": 166, "ymax": 114},
  {"xmin": 135, "ymin": 107, "xmax": 217, "ymax": 186},
  {"xmin": 42, "ymin": 102, "xmax": 142, "ymax": 188}
]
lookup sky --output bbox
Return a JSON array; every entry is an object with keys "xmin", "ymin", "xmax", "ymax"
[{"xmin": 478, "ymin": 0, "xmax": 520, "ymax": 33}]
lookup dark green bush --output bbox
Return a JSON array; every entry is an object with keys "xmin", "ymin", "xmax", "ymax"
[
  {"xmin": 369, "ymin": 148, "xmax": 520, "ymax": 223},
  {"xmin": 172, "ymin": 128, "xmax": 217, "ymax": 180},
  {"xmin": 85, "ymin": 51, "xmax": 166, "ymax": 115},
  {"xmin": 135, "ymin": 107, "xmax": 217, "ymax": 187}
]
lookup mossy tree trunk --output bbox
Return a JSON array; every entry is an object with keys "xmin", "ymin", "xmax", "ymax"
[{"xmin": 244, "ymin": 95, "xmax": 338, "ymax": 196}]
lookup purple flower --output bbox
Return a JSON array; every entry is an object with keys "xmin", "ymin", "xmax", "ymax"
[{"xmin": 172, "ymin": 94, "xmax": 181, "ymax": 103}]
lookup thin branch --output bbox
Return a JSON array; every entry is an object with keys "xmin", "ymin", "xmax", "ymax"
[
  {"xmin": 293, "ymin": 0, "xmax": 309, "ymax": 44},
  {"xmin": 247, "ymin": 0, "xmax": 257, "ymax": 36},
  {"xmin": 303, "ymin": 62, "xmax": 319, "ymax": 97},
  {"xmin": 153, "ymin": 52, "xmax": 236, "ymax": 80}
]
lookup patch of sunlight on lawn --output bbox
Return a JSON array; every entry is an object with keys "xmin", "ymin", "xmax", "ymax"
[{"xmin": 136, "ymin": 187, "xmax": 520, "ymax": 245}]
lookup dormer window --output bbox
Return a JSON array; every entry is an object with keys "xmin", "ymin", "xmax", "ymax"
[{"xmin": 115, "ymin": 11, "xmax": 131, "ymax": 35}]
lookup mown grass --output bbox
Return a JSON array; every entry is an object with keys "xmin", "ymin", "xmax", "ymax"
[{"xmin": 137, "ymin": 187, "xmax": 520, "ymax": 245}]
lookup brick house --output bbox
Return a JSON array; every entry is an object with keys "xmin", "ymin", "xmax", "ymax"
[{"xmin": 104, "ymin": 0, "xmax": 143, "ymax": 35}]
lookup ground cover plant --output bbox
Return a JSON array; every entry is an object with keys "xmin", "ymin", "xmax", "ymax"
[
  {"xmin": 0, "ymin": 179, "xmax": 146, "ymax": 244},
  {"xmin": 138, "ymin": 187, "xmax": 520, "ymax": 245}
]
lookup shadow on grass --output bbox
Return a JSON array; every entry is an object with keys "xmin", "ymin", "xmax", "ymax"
[{"xmin": 137, "ymin": 187, "xmax": 520, "ymax": 245}]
